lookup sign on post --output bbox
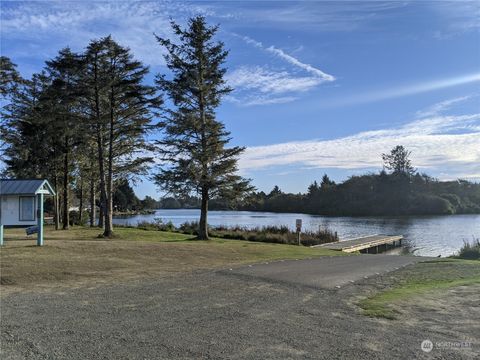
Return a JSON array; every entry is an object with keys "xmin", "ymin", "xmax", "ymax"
[
  {"xmin": 295, "ymin": 219, "xmax": 302, "ymax": 245},
  {"xmin": 26, "ymin": 226, "xmax": 39, "ymax": 236},
  {"xmin": 296, "ymin": 219, "xmax": 302, "ymax": 232}
]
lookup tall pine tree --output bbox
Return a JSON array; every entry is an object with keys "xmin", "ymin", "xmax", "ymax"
[
  {"xmin": 154, "ymin": 17, "xmax": 252, "ymax": 240},
  {"xmin": 1, "ymin": 72, "xmax": 50, "ymax": 178},
  {"xmin": 44, "ymin": 48, "xmax": 85, "ymax": 229},
  {"xmin": 83, "ymin": 36, "xmax": 160, "ymax": 237}
]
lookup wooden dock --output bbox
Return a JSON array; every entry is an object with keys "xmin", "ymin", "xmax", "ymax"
[{"xmin": 314, "ymin": 235, "xmax": 403, "ymax": 253}]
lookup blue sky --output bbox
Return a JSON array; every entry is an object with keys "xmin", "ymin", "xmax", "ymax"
[{"xmin": 1, "ymin": 1, "xmax": 479, "ymax": 199}]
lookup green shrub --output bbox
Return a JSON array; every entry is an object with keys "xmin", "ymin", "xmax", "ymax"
[
  {"xmin": 457, "ymin": 239, "xmax": 480, "ymax": 260},
  {"xmin": 409, "ymin": 194, "xmax": 454, "ymax": 215},
  {"xmin": 132, "ymin": 220, "xmax": 338, "ymax": 246},
  {"xmin": 137, "ymin": 218, "xmax": 175, "ymax": 232},
  {"xmin": 178, "ymin": 221, "xmax": 199, "ymax": 235},
  {"xmin": 209, "ymin": 225, "xmax": 338, "ymax": 246},
  {"xmin": 69, "ymin": 210, "xmax": 90, "ymax": 226}
]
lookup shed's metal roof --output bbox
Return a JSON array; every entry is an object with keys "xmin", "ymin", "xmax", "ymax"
[{"xmin": 0, "ymin": 179, "xmax": 56, "ymax": 196}]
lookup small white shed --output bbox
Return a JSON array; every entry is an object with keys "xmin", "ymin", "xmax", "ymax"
[{"xmin": 0, "ymin": 179, "xmax": 56, "ymax": 246}]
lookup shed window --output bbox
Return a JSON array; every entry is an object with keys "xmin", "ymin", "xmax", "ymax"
[{"xmin": 19, "ymin": 196, "xmax": 35, "ymax": 221}]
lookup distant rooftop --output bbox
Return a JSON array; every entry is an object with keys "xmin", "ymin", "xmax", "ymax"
[{"xmin": 0, "ymin": 179, "xmax": 56, "ymax": 196}]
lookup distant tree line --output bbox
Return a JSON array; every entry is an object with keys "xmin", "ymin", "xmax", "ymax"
[
  {"xmin": 232, "ymin": 147, "xmax": 480, "ymax": 216},
  {"xmin": 164, "ymin": 146, "xmax": 480, "ymax": 216},
  {"xmin": 235, "ymin": 172, "xmax": 480, "ymax": 216},
  {"xmin": 0, "ymin": 17, "xmax": 251, "ymax": 239}
]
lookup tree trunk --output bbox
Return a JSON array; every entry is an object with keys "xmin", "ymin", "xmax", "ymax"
[
  {"xmin": 197, "ymin": 51, "xmax": 209, "ymax": 241},
  {"xmin": 53, "ymin": 173, "xmax": 60, "ymax": 230},
  {"xmin": 103, "ymin": 150, "xmax": 113, "ymax": 236},
  {"xmin": 96, "ymin": 125, "xmax": 106, "ymax": 230},
  {"xmin": 98, "ymin": 182, "xmax": 105, "ymax": 229},
  {"xmin": 79, "ymin": 178, "xmax": 84, "ymax": 224},
  {"xmin": 198, "ymin": 187, "xmax": 209, "ymax": 240},
  {"xmin": 93, "ymin": 52, "xmax": 106, "ymax": 230},
  {"xmin": 102, "ymin": 80, "xmax": 115, "ymax": 238},
  {"xmin": 98, "ymin": 141, "xmax": 106, "ymax": 228},
  {"xmin": 102, "ymin": 136, "xmax": 114, "ymax": 236},
  {"xmin": 98, "ymin": 203, "xmax": 104, "ymax": 228},
  {"xmin": 62, "ymin": 138, "xmax": 69, "ymax": 230},
  {"xmin": 89, "ymin": 174, "xmax": 96, "ymax": 227},
  {"xmin": 103, "ymin": 177, "xmax": 113, "ymax": 237}
]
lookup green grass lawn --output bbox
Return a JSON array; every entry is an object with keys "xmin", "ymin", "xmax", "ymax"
[
  {"xmin": 359, "ymin": 259, "xmax": 480, "ymax": 319},
  {"xmin": 0, "ymin": 226, "xmax": 345, "ymax": 290}
]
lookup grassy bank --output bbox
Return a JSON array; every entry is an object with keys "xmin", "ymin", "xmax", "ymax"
[
  {"xmin": 135, "ymin": 219, "xmax": 339, "ymax": 246},
  {"xmin": 455, "ymin": 239, "xmax": 480, "ymax": 260},
  {"xmin": 0, "ymin": 226, "xmax": 343, "ymax": 292},
  {"xmin": 359, "ymin": 259, "xmax": 480, "ymax": 319}
]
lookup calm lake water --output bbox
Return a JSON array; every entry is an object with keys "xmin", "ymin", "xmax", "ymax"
[{"xmin": 113, "ymin": 209, "xmax": 480, "ymax": 257}]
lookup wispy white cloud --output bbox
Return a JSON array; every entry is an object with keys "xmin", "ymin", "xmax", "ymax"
[
  {"xmin": 239, "ymin": 99, "xmax": 480, "ymax": 180},
  {"xmin": 0, "ymin": 1, "xmax": 206, "ymax": 68},
  {"xmin": 228, "ymin": 34, "xmax": 335, "ymax": 106},
  {"xmin": 226, "ymin": 94, "xmax": 298, "ymax": 107},
  {"xmin": 265, "ymin": 46, "xmax": 335, "ymax": 81},
  {"xmin": 227, "ymin": 66, "xmax": 326, "ymax": 94},
  {"xmin": 325, "ymin": 73, "xmax": 480, "ymax": 107},
  {"xmin": 431, "ymin": 1, "xmax": 480, "ymax": 38},
  {"xmin": 2, "ymin": 1, "xmax": 336, "ymax": 107},
  {"xmin": 415, "ymin": 95, "xmax": 473, "ymax": 118},
  {"xmin": 213, "ymin": 1, "xmax": 409, "ymax": 32},
  {"xmin": 236, "ymin": 34, "xmax": 335, "ymax": 81}
]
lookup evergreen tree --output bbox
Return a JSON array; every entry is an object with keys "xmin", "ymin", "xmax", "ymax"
[
  {"xmin": 1, "ymin": 72, "xmax": 50, "ymax": 177},
  {"xmin": 0, "ymin": 56, "xmax": 21, "ymax": 169},
  {"xmin": 320, "ymin": 174, "xmax": 335, "ymax": 189},
  {"xmin": 307, "ymin": 181, "xmax": 319, "ymax": 196},
  {"xmin": 81, "ymin": 38, "xmax": 111, "ymax": 229},
  {"xmin": 141, "ymin": 195, "xmax": 159, "ymax": 210},
  {"xmin": 0, "ymin": 56, "xmax": 22, "ymax": 100},
  {"xmin": 44, "ymin": 48, "xmax": 85, "ymax": 229},
  {"xmin": 154, "ymin": 17, "xmax": 252, "ymax": 240},
  {"xmin": 268, "ymin": 185, "xmax": 282, "ymax": 197},
  {"xmin": 382, "ymin": 145, "xmax": 416, "ymax": 176},
  {"xmin": 113, "ymin": 179, "xmax": 140, "ymax": 211},
  {"xmin": 2, "ymin": 68, "xmax": 70, "ymax": 229},
  {"xmin": 83, "ymin": 36, "xmax": 160, "ymax": 237}
]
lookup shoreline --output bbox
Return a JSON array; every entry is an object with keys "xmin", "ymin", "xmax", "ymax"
[
  {"xmin": 113, "ymin": 210, "xmax": 156, "ymax": 217},
  {"xmin": 139, "ymin": 208, "xmax": 480, "ymax": 218}
]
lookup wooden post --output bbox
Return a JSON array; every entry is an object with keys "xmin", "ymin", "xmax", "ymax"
[
  {"xmin": 297, "ymin": 231, "xmax": 301, "ymax": 246},
  {"xmin": 37, "ymin": 193, "xmax": 44, "ymax": 246}
]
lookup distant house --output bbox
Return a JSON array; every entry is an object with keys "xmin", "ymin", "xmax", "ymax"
[{"xmin": 0, "ymin": 179, "xmax": 56, "ymax": 246}]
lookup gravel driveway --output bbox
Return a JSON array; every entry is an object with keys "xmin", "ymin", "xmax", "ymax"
[{"xmin": 1, "ymin": 258, "xmax": 478, "ymax": 359}]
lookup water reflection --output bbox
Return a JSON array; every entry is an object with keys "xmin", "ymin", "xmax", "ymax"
[{"xmin": 113, "ymin": 209, "xmax": 480, "ymax": 257}]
